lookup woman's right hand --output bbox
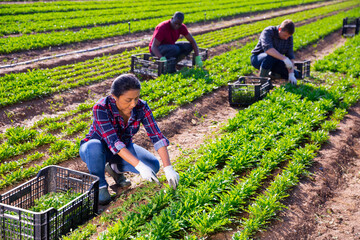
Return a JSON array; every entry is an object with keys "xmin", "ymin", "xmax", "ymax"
[
  {"xmin": 164, "ymin": 165, "xmax": 180, "ymax": 189},
  {"xmin": 135, "ymin": 161, "xmax": 159, "ymax": 183}
]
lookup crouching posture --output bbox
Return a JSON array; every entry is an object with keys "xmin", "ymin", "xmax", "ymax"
[
  {"xmin": 149, "ymin": 11, "xmax": 203, "ymax": 67},
  {"xmin": 251, "ymin": 19, "xmax": 300, "ymax": 85},
  {"xmin": 79, "ymin": 74, "xmax": 179, "ymax": 205}
]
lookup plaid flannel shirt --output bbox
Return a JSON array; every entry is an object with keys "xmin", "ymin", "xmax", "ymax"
[
  {"xmin": 251, "ymin": 25, "xmax": 295, "ymax": 59},
  {"xmin": 82, "ymin": 96, "xmax": 169, "ymax": 154}
]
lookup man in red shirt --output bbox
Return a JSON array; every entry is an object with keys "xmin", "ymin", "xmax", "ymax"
[{"xmin": 149, "ymin": 12, "xmax": 203, "ymax": 68}]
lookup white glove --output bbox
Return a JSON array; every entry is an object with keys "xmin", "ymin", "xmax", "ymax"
[
  {"xmin": 283, "ymin": 57, "xmax": 293, "ymax": 70},
  {"xmin": 288, "ymin": 72, "xmax": 297, "ymax": 85},
  {"xmin": 135, "ymin": 161, "xmax": 159, "ymax": 183},
  {"xmin": 164, "ymin": 165, "xmax": 180, "ymax": 189}
]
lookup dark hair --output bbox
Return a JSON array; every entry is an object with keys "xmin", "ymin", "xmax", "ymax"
[
  {"xmin": 111, "ymin": 74, "xmax": 141, "ymax": 98},
  {"xmin": 172, "ymin": 11, "xmax": 184, "ymax": 22},
  {"xmin": 280, "ymin": 19, "xmax": 295, "ymax": 35}
]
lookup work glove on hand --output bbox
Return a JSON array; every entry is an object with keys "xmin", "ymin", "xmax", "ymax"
[
  {"xmin": 135, "ymin": 161, "xmax": 160, "ymax": 184},
  {"xmin": 164, "ymin": 165, "xmax": 180, "ymax": 190},
  {"xmin": 283, "ymin": 57, "xmax": 293, "ymax": 70},
  {"xmin": 195, "ymin": 55, "xmax": 203, "ymax": 67},
  {"xmin": 160, "ymin": 56, "xmax": 167, "ymax": 62},
  {"xmin": 288, "ymin": 72, "xmax": 297, "ymax": 85}
]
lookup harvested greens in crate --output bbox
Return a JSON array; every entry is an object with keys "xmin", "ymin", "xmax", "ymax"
[
  {"xmin": 228, "ymin": 76, "xmax": 271, "ymax": 106},
  {"xmin": 0, "ymin": 165, "xmax": 99, "ymax": 240}
]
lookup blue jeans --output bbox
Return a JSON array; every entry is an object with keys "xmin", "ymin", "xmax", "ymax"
[
  {"xmin": 157, "ymin": 41, "xmax": 193, "ymax": 61},
  {"xmin": 79, "ymin": 139, "xmax": 160, "ymax": 188},
  {"xmin": 251, "ymin": 53, "xmax": 300, "ymax": 79}
]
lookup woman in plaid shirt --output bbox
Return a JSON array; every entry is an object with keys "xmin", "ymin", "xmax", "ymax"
[{"xmin": 79, "ymin": 74, "xmax": 179, "ymax": 205}]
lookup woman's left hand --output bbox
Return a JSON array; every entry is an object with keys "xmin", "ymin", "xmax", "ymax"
[{"xmin": 164, "ymin": 165, "xmax": 180, "ymax": 189}]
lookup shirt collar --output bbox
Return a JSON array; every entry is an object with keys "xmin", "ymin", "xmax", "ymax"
[{"xmin": 275, "ymin": 26, "xmax": 280, "ymax": 38}]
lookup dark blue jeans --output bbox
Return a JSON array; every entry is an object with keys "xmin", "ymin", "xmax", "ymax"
[
  {"xmin": 79, "ymin": 139, "xmax": 160, "ymax": 188},
  {"xmin": 251, "ymin": 53, "xmax": 300, "ymax": 79},
  {"xmin": 157, "ymin": 41, "xmax": 193, "ymax": 61}
]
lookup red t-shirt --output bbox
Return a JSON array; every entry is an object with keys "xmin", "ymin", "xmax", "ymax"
[{"xmin": 149, "ymin": 20, "xmax": 189, "ymax": 52}]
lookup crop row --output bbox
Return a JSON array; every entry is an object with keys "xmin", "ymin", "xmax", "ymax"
[
  {"xmin": 313, "ymin": 33, "xmax": 360, "ymax": 77},
  {"xmin": 0, "ymin": 0, "xmax": 324, "ymax": 53},
  {"xmin": 1, "ymin": 3, "xmax": 357, "ymax": 108},
  {"xmin": 0, "ymin": 0, "xmax": 273, "ymax": 35},
  {"xmin": 0, "ymin": 0, "xmax": 210, "ymax": 14},
  {"xmin": 0, "ymin": 0, "xmax": 193, "ymax": 14}
]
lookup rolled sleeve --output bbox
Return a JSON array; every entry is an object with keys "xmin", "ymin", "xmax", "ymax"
[
  {"xmin": 113, "ymin": 140, "xmax": 126, "ymax": 154},
  {"xmin": 153, "ymin": 138, "xmax": 169, "ymax": 151}
]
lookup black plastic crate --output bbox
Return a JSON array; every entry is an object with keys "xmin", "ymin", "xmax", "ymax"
[
  {"xmin": 0, "ymin": 165, "xmax": 99, "ymax": 240},
  {"xmin": 294, "ymin": 60, "xmax": 311, "ymax": 79},
  {"xmin": 131, "ymin": 53, "xmax": 176, "ymax": 77},
  {"xmin": 228, "ymin": 76, "xmax": 271, "ymax": 106},
  {"xmin": 176, "ymin": 48, "xmax": 208, "ymax": 68},
  {"xmin": 342, "ymin": 17, "xmax": 360, "ymax": 37}
]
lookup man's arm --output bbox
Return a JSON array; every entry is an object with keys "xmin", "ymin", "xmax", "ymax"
[
  {"xmin": 151, "ymin": 38, "xmax": 163, "ymax": 58},
  {"xmin": 184, "ymin": 33, "xmax": 199, "ymax": 56},
  {"xmin": 265, "ymin": 48, "xmax": 287, "ymax": 61}
]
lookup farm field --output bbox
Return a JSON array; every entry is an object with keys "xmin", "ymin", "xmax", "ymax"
[{"xmin": 0, "ymin": 0, "xmax": 360, "ymax": 239}]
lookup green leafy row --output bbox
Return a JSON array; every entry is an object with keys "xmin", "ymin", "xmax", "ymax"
[
  {"xmin": 231, "ymin": 75, "xmax": 360, "ymax": 238},
  {"xmin": 0, "ymin": 0, "xmax": 323, "ymax": 53},
  {"xmin": 0, "ymin": 0, "xmax": 266, "ymax": 35},
  {"xmin": 313, "ymin": 33, "xmax": 360, "ymax": 77}
]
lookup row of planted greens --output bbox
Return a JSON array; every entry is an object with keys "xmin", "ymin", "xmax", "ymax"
[
  {"xmin": 313, "ymin": 32, "xmax": 360, "ymax": 77},
  {"xmin": 1, "ymin": 2, "xmax": 358, "ymax": 108},
  {"xmin": 0, "ymin": 0, "xmax": 326, "ymax": 53},
  {"xmin": 0, "ymin": 0, "xmax": 293, "ymax": 35}
]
